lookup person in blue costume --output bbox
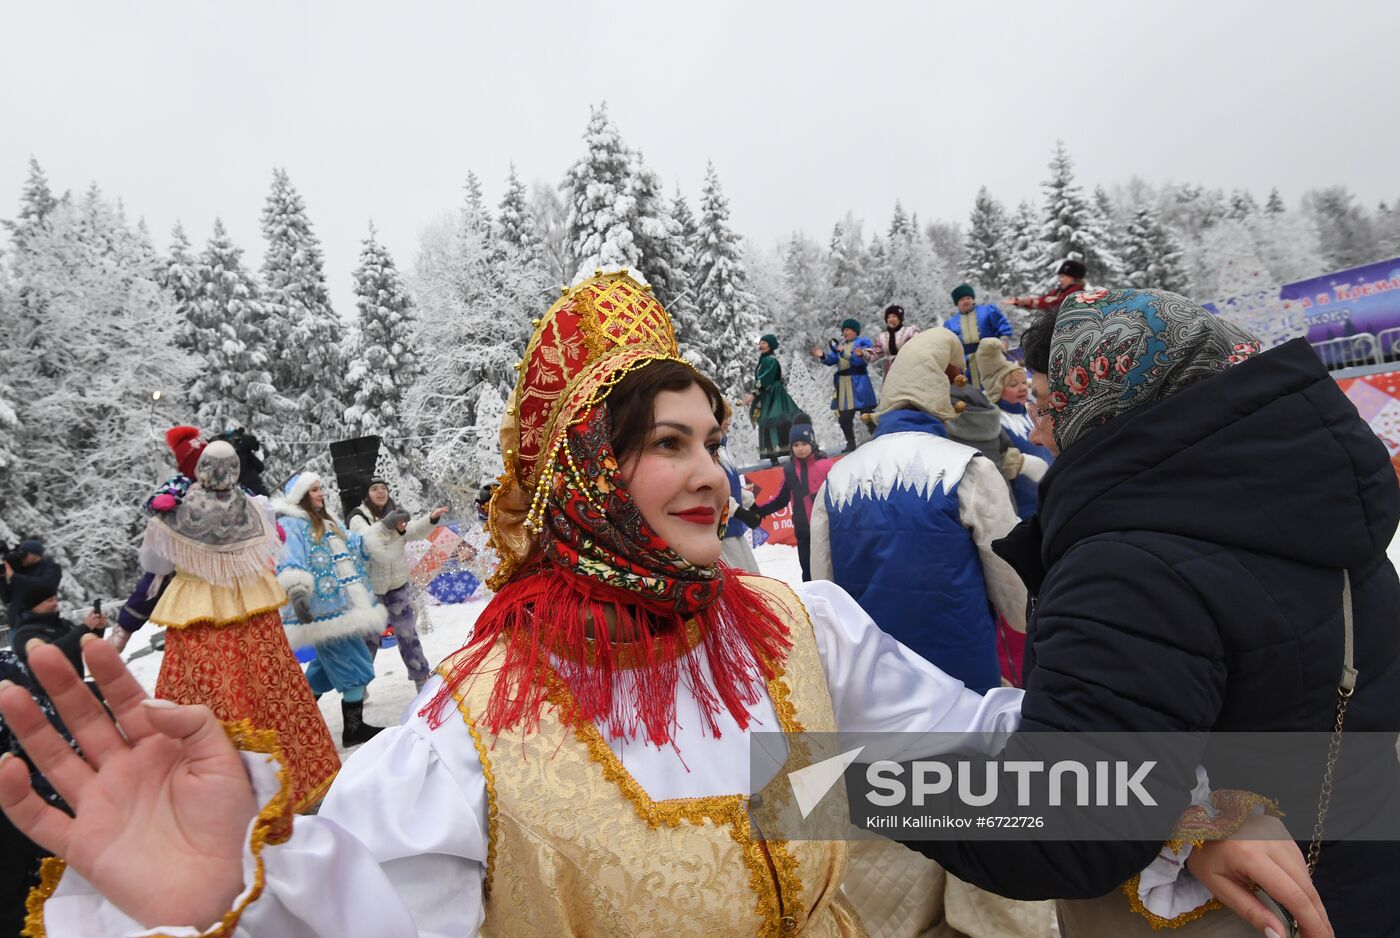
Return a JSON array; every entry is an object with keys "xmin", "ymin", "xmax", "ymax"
[
  {"xmin": 945, "ymin": 284, "xmax": 1013, "ymax": 386},
  {"xmin": 272, "ymin": 471, "xmax": 388, "ymax": 746},
  {"xmin": 975, "ymin": 338, "xmax": 1054, "ymax": 520},
  {"xmin": 811, "ymin": 317, "xmax": 877, "ymax": 453},
  {"xmin": 809, "ymin": 328, "xmax": 1028, "ymax": 693}
]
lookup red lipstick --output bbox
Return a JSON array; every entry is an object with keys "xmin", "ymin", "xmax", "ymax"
[{"xmin": 671, "ymin": 507, "xmax": 718, "ymax": 525}]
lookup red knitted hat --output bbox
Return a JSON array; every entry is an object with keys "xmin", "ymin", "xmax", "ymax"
[{"xmin": 165, "ymin": 426, "xmax": 205, "ymax": 478}]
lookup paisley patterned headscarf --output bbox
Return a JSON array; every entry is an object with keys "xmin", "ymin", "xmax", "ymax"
[
  {"xmin": 1045, "ymin": 288, "xmax": 1263, "ymax": 452},
  {"xmin": 425, "ymin": 271, "xmax": 790, "ymax": 747}
]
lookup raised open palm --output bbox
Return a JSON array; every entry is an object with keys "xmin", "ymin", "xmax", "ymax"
[{"xmin": 0, "ymin": 640, "xmax": 257, "ymax": 930}]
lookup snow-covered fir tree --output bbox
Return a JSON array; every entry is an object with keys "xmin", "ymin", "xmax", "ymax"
[
  {"xmin": 1228, "ymin": 189, "xmax": 1259, "ymax": 220},
  {"xmin": 1037, "ymin": 142, "xmax": 1120, "ymax": 283},
  {"xmin": 1092, "ymin": 185, "xmax": 1126, "ymax": 283},
  {"xmin": 888, "ymin": 200, "xmax": 912, "ymax": 241},
  {"xmin": 406, "ymin": 172, "xmax": 542, "ymax": 496},
  {"xmin": 1005, "ymin": 199, "xmax": 1043, "ymax": 295},
  {"xmin": 497, "ymin": 163, "xmax": 541, "ymax": 261},
  {"xmin": 782, "ymin": 232, "xmax": 825, "ymax": 349},
  {"xmin": 691, "ymin": 162, "xmax": 762, "ymax": 394},
  {"xmin": 164, "ymin": 222, "xmax": 199, "ymax": 315},
  {"xmin": 962, "ymin": 187, "xmax": 1014, "ymax": 293},
  {"xmin": 187, "ymin": 219, "xmax": 282, "ymax": 436},
  {"xmin": 562, "ymin": 103, "xmax": 638, "ymax": 279},
  {"xmin": 528, "ymin": 182, "xmax": 571, "ymax": 286},
  {"xmin": 0, "ymin": 377, "xmax": 18, "ymax": 489},
  {"xmin": 923, "ymin": 220, "xmax": 966, "ymax": 305},
  {"xmin": 1304, "ymin": 186, "xmax": 1380, "ymax": 270},
  {"xmin": 823, "ymin": 217, "xmax": 869, "ymax": 322},
  {"xmin": 3, "ymin": 157, "xmax": 59, "ymax": 253},
  {"xmin": 1265, "ymin": 188, "xmax": 1286, "ymax": 215},
  {"xmin": 0, "ymin": 185, "xmax": 195, "ymax": 594},
  {"xmin": 1187, "ymin": 219, "xmax": 1272, "ymax": 300},
  {"xmin": 862, "ymin": 235, "xmax": 893, "ymax": 310},
  {"xmin": 345, "ymin": 225, "xmax": 419, "ymax": 439},
  {"xmin": 626, "ymin": 152, "xmax": 692, "ymax": 313},
  {"xmin": 259, "ymin": 168, "xmax": 346, "ymax": 440},
  {"xmin": 660, "ymin": 185, "xmax": 708, "ymax": 359},
  {"xmin": 1120, "ymin": 203, "xmax": 1188, "ymax": 293}
]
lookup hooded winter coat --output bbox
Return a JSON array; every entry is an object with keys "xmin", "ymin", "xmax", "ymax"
[{"xmin": 902, "ymin": 338, "xmax": 1400, "ymax": 935}]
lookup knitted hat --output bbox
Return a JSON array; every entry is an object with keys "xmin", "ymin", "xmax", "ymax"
[
  {"xmin": 974, "ymin": 338, "xmax": 1022, "ymax": 403},
  {"xmin": 17, "ymin": 538, "xmax": 44, "ymax": 558},
  {"xmin": 840, "ymin": 318, "xmax": 861, "ymax": 334},
  {"xmin": 760, "ymin": 333, "xmax": 780, "ymax": 351},
  {"xmin": 951, "ymin": 284, "xmax": 976, "ymax": 304},
  {"xmin": 22, "ymin": 578, "xmax": 58, "ymax": 610},
  {"xmin": 788, "ymin": 422, "xmax": 817, "ymax": 448},
  {"xmin": 281, "ymin": 471, "xmax": 322, "ymax": 508},
  {"xmin": 884, "ymin": 305, "xmax": 905, "ymax": 324},
  {"xmin": 1057, "ymin": 259, "xmax": 1087, "ymax": 280},
  {"xmin": 165, "ymin": 426, "xmax": 206, "ymax": 479}
]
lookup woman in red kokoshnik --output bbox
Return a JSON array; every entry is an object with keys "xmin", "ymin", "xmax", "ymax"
[{"xmin": 0, "ymin": 271, "xmax": 1327, "ymax": 938}]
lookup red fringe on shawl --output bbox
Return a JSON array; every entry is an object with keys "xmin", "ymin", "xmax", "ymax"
[{"xmin": 421, "ymin": 563, "xmax": 792, "ymax": 747}]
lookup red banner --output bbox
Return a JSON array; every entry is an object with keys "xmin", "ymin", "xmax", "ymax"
[
  {"xmin": 742, "ymin": 455, "xmax": 845, "ymax": 545},
  {"xmin": 1335, "ymin": 370, "xmax": 1400, "ymax": 484}
]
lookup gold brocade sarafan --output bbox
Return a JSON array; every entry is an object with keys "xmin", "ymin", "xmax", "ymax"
[{"xmin": 441, "ymin": 577, "xmax": 867, "ymax": 938}]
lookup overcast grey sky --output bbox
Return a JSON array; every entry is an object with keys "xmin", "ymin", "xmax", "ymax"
[{"xmin": 3, "ymin": 0, "xmax": 1396, "ymax": 315}]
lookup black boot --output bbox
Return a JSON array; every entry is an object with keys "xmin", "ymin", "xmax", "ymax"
[{"xmin": 341, "ymin": 698, "xmax": 384, "ymax": 747}]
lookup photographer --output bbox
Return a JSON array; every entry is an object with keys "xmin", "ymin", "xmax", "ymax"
[
  {"xmin": 0, "ymin": 539, "xmax": 62, "ymax": 632},
  {"xmin": 11, "ymin": 587, "xmax": 107, "ymax": 675}
]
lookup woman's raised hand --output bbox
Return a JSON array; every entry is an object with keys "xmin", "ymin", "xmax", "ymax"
[{"xmin": 0, "ymin": 640, "xmax": 257, "ymax": 930}]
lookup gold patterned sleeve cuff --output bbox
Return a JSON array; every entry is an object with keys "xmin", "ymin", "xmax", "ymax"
[
  {"xmin": 1121, "ymin": 873, "xmax": 1224, "ymax": 931},
  {"xmin": 24, "ymin": 720, "xmax": 295, "ymax": 938},
  {"xmin": 1166, "ymin": 788, "xmax": 1283, "ymax": 854},
  {"xmin": 1118, "ymin": 789, "xmax": 1284, "ymax": 930}
]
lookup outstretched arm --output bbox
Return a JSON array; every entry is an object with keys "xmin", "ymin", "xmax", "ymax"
[{"xmin": 0, "ymin": 642, "xmax": 488, "ymax": 938}]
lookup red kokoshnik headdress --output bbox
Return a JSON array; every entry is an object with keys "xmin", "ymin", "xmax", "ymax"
[{"xmin": 424, "ymin": 270, "xmax": 791, "ymax": 746}]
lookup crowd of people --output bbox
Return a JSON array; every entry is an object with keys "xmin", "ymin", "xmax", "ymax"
[{"xmin": 0, "ymin": 264, "xmax": 1396, "ymax": 938}]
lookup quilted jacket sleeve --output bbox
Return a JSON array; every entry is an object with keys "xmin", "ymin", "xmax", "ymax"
[{"xmin": 898, "ymin": 536, "xmax": 1229, "ymax": 899}]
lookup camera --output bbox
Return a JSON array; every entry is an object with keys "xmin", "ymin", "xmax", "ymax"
[{"xmin": 0, "ymin": 541, "xmax": 26, "ymax": 569}]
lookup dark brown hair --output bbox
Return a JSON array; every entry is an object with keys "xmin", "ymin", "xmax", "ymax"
[
  {"xmin": 1021, "ymin": 308, "xmax": 1059, "ymax": 375},
  {"xmin": 607, "ymin": 359, "xmax": 726, "ymax": 464}
]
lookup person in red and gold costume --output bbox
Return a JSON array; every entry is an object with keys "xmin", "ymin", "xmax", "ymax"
[
  {"xmin": 0, "ymin": 271, "xmax": 1328, "ymax": 938},
  {"xmin": 142, "ymin": 439, "xmax": 339, "ymax": 810}
]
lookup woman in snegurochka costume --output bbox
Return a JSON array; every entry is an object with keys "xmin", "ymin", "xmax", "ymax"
[
  {"xmin": 140, "ymin": 441, "xmax": 340, "ymax": 810},
  {"xmin": 0, "ymin": 271, "xmax": 1327, "ymax": 938},
  {"xmin": 745, "ymin": 332, "xmax": 803, "ymax": 465},
  {"xmin": 273, "ymin": 472, "xmax": 389, "ymax": 748}
]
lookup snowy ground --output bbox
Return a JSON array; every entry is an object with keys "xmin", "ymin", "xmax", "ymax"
[{"xmin": 123, "ymin": 543, "xmax": 806, "ymax": 755}]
